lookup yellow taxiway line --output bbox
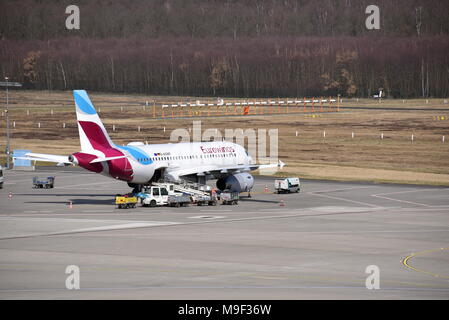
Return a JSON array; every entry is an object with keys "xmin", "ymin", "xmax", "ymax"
[{"xmin": 402, "ymin": 247, "xmax": 449, "ymax": 279}]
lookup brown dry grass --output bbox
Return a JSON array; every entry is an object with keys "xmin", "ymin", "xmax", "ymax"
[{"xmin": 1, "ymin": 90, "xmax": 448, "ymax": 185}]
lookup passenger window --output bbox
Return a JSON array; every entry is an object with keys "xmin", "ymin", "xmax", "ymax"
[
  {"xmin": 160, "ymin": 188, "xmax": 168, "ymax": 196},
  {"xmin": 153, "ymin": 188, "xmax": 160, "ymax": 196}
]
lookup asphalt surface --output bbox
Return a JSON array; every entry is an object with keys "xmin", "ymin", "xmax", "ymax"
[{"xmin": 0, "ymin": 167, "xmax": 448, "ymax": 299}]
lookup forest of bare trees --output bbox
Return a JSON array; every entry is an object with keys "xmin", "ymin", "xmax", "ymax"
[{"xmin": 1, "ymin": 0, "xmax": 448, "ymax": 98}]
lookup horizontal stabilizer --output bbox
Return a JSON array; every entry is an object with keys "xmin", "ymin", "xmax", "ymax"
[
  {"xmin": 13, "ymin": 153, "xmax": 72, "ymax": 165},
  {"xmin": 89, "ymin": 155, "xmax": 128, "ymax": 163}
]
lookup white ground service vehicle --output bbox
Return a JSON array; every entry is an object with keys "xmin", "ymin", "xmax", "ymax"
[
  {"xmin": 274, "ymin": 177, "xmax": 300, "ymax": 193},
  {"xmin": 139, "ymin": 184, "xmax": 191, "ymax": 207},
  {"xmin": 0, "ymin": 166, "xmax": 4, "ymax": 189}
]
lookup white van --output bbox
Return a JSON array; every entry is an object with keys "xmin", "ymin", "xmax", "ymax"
[{"xmin": 274, "ymin": 177, "xmax": 300, "ymax": 193}]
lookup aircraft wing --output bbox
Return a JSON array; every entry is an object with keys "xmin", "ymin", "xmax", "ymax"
[
  {"xmin": 165, "ymin": 160, "xmax": 285, "ymax": 181},
  {"xmin": 13, "ymin": 153, "xmax": 73, "ymax": 165}
]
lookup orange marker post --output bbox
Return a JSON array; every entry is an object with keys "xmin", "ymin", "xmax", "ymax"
[
  {"xmin": 320, "ymin": 97, "xmax": 323, "ymax": 112},
  {"xmin": 303, "ymin": 97, "xmax": 306, "ymax": 112},
  {"xmin": 312, "ymin": 97, "xmax": 315, "ymax": 112}
]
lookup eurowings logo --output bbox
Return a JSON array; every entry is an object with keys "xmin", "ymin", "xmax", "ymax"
[{"xmin": 200, "ymin": 146, "xmax": 235, "ymax": 154}]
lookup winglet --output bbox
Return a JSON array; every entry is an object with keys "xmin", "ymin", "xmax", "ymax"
[{"xmin": 278, "ymin": 160, "xmax": 285, "ymax": 168}]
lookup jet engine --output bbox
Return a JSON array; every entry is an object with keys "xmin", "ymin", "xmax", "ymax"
[{"xmin": 216, "ymin": 173, "xmax": 254, "ymax": 193}]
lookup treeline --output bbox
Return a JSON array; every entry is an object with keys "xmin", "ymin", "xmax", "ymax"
[
  {"xmin": 1, "ymin": 36, "xmax": 448, "ymax": 98},
  {"xmin": 1, "ymin": 0, "xmax": 449, "ymax": 39},
  {"xmin": 1, "ymin": 1, "xmax": 449, "ymax": 98}
]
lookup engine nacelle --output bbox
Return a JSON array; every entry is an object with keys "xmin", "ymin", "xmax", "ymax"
[{"xmin": 216, "ymin": 173, "xmax": 254, "ymax": 193}]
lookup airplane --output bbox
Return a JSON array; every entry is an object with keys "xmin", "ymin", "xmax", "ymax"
[{"xmin": 16, "ymin": 90, "xmax": 285, "ymax": 193}]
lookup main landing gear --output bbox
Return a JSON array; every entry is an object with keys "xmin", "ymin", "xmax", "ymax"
[{"xmin": 128, "ymin": 183, "xmax": 143, "ymax": 194}]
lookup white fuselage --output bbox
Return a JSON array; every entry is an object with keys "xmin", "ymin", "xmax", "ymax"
[{"xmin": 118, "ymin": 141, "xmax": 251, "ymax": 184}]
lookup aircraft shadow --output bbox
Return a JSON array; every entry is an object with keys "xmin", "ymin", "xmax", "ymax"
[
  {"xmin": 25, "ymin": 198, "xmax": 115, "ymax": 205},
  {"xmin": 239, "ymin": 198, "xmax": 280, "ymax": 204},
  {"xmin": 16, "ymin": 193, "xmax": 115, "ymax": 197}
]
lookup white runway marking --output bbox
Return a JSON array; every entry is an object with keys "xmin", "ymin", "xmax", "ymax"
[
  {"xmin": 311, "ymin": 186, "xmax": 377, "ymax": 193},
  {"xmin": 370, "ymin": 194, "xmax": 432, "ymax": 207},
  {"xmin": 0, "ymin": 217, "xmax": 179, "ymax": 240},
  {"xmin": 370, "ymin": 188, "xmax": 449, "ymax": 207},
  {"xmin": 373, "ymin": 188, "xmax": 449, "ymax": 196},
  {"xmin": 67, "ymin": 222, "xmax": 177, "ymax": 233},
  {"xmin": 307, "ymin": 192, "xmax": 382, "ymax": 208}
]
